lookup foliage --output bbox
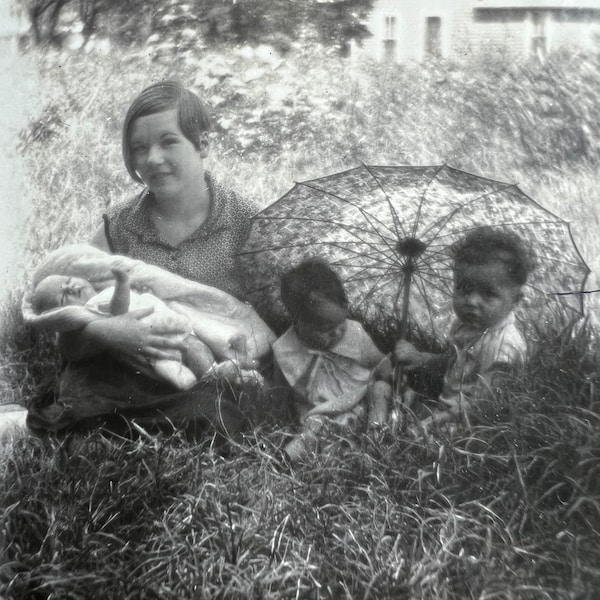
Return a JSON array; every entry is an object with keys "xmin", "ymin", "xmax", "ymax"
[
  {"xmin": 7, "ymin": 38, "xmax": 600, "ymax": 395},
  {"xmin": 18, "ymin": 0, "xmax": 104, "ymax": 44},
  {"xmin": 2, "ymin": 41, "xmax": 600, "ymax": 598},
  {"xmin": 17, "ymin": 0, "xmax": 374, "ymax": 50},
  {"xmin": 19, "ymin": 0, "xmax": 69, "ymax": 44}
]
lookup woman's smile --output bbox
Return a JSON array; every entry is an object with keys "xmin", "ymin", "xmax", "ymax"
[{"xmin": 149, "ymin": 171, "xmax": 173, "ymax": 184}]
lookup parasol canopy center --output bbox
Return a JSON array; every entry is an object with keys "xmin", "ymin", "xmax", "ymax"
[{"xmin": 396, "ymin": 237, "xmax": 428, "ymax": 259}]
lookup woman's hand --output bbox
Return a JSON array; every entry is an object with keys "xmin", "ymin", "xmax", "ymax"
[
  {"xmin": 61, "ymin": 306, "xmax": 188, "ymax": 364},
  {"xmin": 90, "ymin": 307, "xmax": 187, "ymax": 361}
]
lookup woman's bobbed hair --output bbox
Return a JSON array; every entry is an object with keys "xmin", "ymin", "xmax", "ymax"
[{"xmin": 122, "ymin": 80, "xmax": 211, "ymax": 184}]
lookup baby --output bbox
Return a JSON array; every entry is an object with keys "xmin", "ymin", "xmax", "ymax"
[
  {"xmin": 393, "ymin": 226, "xmax": 536, "ymax": 431},
  {"xmin": 272, "ymin": 258, "xmax": 389, "ymax": 462},
  {"xmin": 32, "ymin": 268, "xmax": 238, "ymax": 390}
]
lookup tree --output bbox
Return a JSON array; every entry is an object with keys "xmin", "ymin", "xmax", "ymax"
[
  {"xmin": 78, "ymin": 0, "xmax": 98, "ymax": 36},
  {"xmin": 19, "ymin": 0, "xmax": 374, "ymax": 51},
  {"xmin": 21, "ymin": 0, "xmax": 70, "ymax": 44},
  {"xmin": 201, "ymin": 0, "xmax": 373, "ymax": 52},
  {"xmin": 311, "ymin": 0, "xmax": 373, "ymax": 54}
]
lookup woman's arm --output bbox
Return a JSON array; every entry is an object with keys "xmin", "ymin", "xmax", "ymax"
[{"xmin": 90, "ymin": 223, "xmax": 111, "ymax": 252}]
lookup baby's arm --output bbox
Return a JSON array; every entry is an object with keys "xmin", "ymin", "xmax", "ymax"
[{"xmin": 109, "ymin": 268, "xmax": 131, "ymax": 316}]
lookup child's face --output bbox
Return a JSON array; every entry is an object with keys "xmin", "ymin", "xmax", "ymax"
[
  {"xmin": 36, "ymin": 275, "xmax": 96, "ymax": 310},
  {"xmin": 296, "ymin": 317, "xmax": 347, "ymax": 351},
  {"xmin": 452, "ymin": 261, "xmax": 522, "ymax": 330}
]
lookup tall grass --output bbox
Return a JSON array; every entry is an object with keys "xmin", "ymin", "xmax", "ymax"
[
  {"xmin": 2, "ymin": 321, "xmax": 598, "ymax": 599},
  {"xmin": 1, "ymin": 42, "xmax": 599, "ymax": 598}
]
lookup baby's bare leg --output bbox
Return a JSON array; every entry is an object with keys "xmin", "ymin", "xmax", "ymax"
[
  {"xmin": 109, "ymin": 268, "xmax": 131, "ymax": 316},
  {"xmin": 183, "ymin": 335, "xmax": 215, "ymax": 378}
]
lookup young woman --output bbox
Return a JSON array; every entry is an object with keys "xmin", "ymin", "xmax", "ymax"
[{"xmin": 28, "ymin": 81, "xmax": 261, "ymax": 441}]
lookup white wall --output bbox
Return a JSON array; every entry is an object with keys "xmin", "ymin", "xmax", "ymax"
[{"xmin": 357, "ymin": 0, "xmax": 600, "ymax": 62}]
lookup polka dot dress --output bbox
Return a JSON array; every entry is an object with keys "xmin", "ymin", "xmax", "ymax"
[{"xmin": 104, "ymin": 172, "xmax": 258, "ymax": 298}]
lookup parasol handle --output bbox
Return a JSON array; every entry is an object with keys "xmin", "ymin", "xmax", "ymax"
[
  {"xmin": 392, "ymin": 264, "xmax": 414, "ymax": 428},
  {"xmin": 399, "ymin": 265, "xmax": 413, "ymax": 339}
]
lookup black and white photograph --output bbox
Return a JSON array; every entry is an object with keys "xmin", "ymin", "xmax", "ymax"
[{"xmin": 1, "ymin": 1, "xmax": 599, "ymax": 597}]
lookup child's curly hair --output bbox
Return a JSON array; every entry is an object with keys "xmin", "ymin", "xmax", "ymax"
[
  {"xmin": 280, "ymin": 258, "xmax": 348, "ymax": 323},
  {"xmin": 450, "ymin": 226, "xmax": 536, "ymax": 285}
]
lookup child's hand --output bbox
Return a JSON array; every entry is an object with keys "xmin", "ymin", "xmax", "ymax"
[
  {"xmin": 393, "ymin": 339, "xmax": 423, "ymax": 370},
  {"xmin": 372, "ymin": 354, "xmax": 393, "ymax": 381}
]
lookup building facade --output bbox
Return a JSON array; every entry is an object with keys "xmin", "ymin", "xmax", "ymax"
[
  {"xmin": 0, "ymin": 0, "xmax": 27, "ymax": 56},
  {"xmin": 355, "ymin": 0, "xmax": 600, "ymax": 62}
]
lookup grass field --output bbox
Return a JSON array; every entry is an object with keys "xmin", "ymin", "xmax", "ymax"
[{"xmin": 0, "ymin": 41, "xmax": 599, "ymax": 598}]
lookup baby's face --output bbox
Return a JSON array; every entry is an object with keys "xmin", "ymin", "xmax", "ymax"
[
  {"xmin": 296, "ymin": 316, "xmax": 347, "ymax": 351},
  {"xmin": 453, "ymin": 261, "xmax": 522, "ymax": 330},
  {"xmin": 35, "ymin": 275, "xmax": 96, "ymax": 310}
]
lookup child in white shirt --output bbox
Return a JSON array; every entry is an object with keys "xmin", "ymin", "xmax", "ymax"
[
  {"xmin": 272, "ymin": 258, "xmax": 389, "ymax": 461},
  {"xmin": 394, "ymin": 226, "xmax": 535, "ymax": 431}
]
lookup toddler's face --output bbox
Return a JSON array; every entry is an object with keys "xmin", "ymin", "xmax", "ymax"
[
  {"xmin": 452, "ymin": 261, "xmax": 522, "ymax": 330},
  {"xmin": 296, "ymin": 317, "xmax": 347, "ymax": 351},
  {"xmin": 36, "ymin": 275, "xmax": 96, "ymax": 310}
]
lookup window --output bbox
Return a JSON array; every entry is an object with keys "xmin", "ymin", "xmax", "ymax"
[
  {"xmin": 383, "ymin": 15, "xmax": 397, "ymax": 61},
  {"xmin": 384, "ymin": 16, "xmax": 396, "ymax": 40},
  {"xmin": 530, "ymin": 11, "xmax": 546, "ymax": 57},
  {"xmin": 425, "ymin": 16, "xmax": 441, "ymax": 58}
]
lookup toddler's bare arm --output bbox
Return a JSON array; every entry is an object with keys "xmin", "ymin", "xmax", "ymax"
[{"xmin": 394, "ymin": 340, "xmax": 448, "ymax": 375}]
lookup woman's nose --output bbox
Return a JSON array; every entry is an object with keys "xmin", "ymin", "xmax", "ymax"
[{"xmin": 147, "ymin": 144, "xmax": 164, "ymax": 165}]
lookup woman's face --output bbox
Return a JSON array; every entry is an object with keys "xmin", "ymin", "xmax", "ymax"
[{"xmin": 129, "ymin": 109, "xmax": 208, "ymax": 202}]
